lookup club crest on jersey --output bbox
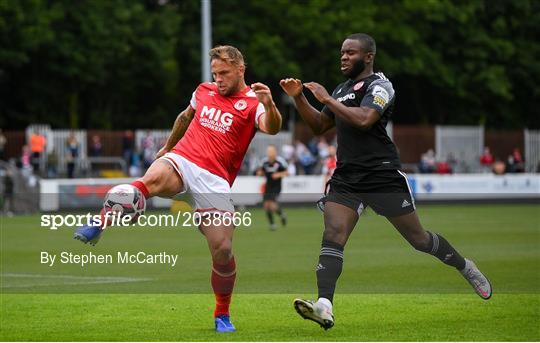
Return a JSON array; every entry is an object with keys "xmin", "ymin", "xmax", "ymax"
[
  {"xmin": 234, "ymin": 100, "xmax": 247, "ymax": 111},
  {"xmin": 354, "ymin": 81, "xmax": 364, "ymax": 91},
  {"xmin": 200, "ymin": 105, "xmax": 233, "ymax": 134}
]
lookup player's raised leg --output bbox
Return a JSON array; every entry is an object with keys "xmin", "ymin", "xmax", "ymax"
[
  {"xmin": 73, "ymin": 159, "xmax": 184, "ymax": 245},
  {"xmin": 294, "ymin": 201, "xmax": 359, "ymax": 330},
  {"xmin": 200, "ymin": 217, "xmax": 237, "ymax": 333},
  {"xmin": 387, "ymin": 211, "xmax": 492, "ymax": 299}
]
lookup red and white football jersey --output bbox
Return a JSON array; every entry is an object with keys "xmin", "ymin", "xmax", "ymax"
[{"xmin": 172, "ymin": 82, "xmax": 265, "ymax": 186}]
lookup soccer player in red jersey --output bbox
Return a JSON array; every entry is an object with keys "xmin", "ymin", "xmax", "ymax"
[{"xmin": 75, "ymin": 46, "xmax": 283, "ymax": 332}]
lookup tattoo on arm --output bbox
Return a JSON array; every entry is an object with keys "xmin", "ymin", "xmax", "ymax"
[{"xmin": 165, "ymin": 106, "xmax": 195, "ymax": 149}]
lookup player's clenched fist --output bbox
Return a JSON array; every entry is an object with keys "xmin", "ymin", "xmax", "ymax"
[
  {"xmin": 279, "ymin": 78, "xmax": 303, "ymax": 98},
  {"xmin": 251, "ymin": 82, "xmax": 274, "ymax": 106}
]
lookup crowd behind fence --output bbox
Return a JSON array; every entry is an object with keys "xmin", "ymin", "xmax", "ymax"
[
  {"xmin": 0, "ymin": 124, "xmax": 538, "ymax": 216},
  {"xmin": 0, "ymin": 124, "xmax": 538, "ymax": 181}
]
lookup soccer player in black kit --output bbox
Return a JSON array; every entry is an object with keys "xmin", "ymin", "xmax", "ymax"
[
  {"xmin": 280, "ymin": 33, "xmax": 492, "ymax": 330},
  {"xmin": 257, "ymin": 145, "xmax": 288, "ymax": 230}
]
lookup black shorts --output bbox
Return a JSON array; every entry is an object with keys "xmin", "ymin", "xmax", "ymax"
[
  {"xmin": 263, "ymin": 190, "xmax": 281, "ymax": 202},
  {"xmin": 325, "ymin": 169, "xmax": 415, "ymax": 217}
]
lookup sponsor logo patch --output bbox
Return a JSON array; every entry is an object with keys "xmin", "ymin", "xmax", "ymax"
[
  {"xmin": 200, "ymin": 105, "xmax": 233, "ymax": 134},
  {"xmin": 372, "ymin": 85, "xmax": 389, "ymax": 108},
  {"xmin": 337, "ymin": 93, "xmax": 356, "ymax": 102}
]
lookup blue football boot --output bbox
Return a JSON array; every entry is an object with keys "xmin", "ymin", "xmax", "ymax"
[
  {"xmin": 73, "ymin": 220, "xmax": 102, "ymax": 246},
  {"xmin": 215, "ymin": 315, "xmax": 236, "ymax": 333}
]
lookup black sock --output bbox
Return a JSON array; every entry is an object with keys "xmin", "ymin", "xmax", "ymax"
[
  {"xmin": 276, "ymin": 207, "xmax": 283, "ymax": 217},
  {"xmin": 266, "ymin": 210, "xmax": 274, "ymax": 225},
  {"xmin": 316, "ymin": 239, "xmax": 344, "ymax": 303},
  {"xmin": 426, "ymin": 231, "xmax": 466, "ymax": 270}
]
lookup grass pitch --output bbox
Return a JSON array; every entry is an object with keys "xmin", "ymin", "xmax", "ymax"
[{"xmin": 1, "ymin": 204, "xmax": 539, "ymax": 341}]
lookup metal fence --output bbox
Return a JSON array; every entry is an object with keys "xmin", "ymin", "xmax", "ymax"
[
  {"xmin": 524, "ymin": 129, "xmax": 540, "ymax": 172},
  {"xmin": 436, "ymin": 125, "xmax": 484, "ymax": 173}
]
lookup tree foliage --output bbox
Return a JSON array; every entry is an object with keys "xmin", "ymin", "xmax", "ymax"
[{"xmin": 0, "ymin": 0, "xmax": 538, "ymax": 129}]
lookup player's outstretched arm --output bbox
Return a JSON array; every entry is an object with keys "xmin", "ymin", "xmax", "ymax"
[
  {"xmin": 252, "ymin": 82, "xmax": 282, "ymax": 135},
  {"xmin": 279, "ymin": 78, "xmax": 335, "ymax": 135},
  {"xmin": 304, "ymin": 82, "xmax": 379, "ymax": 130},
  {"xmin": 155, "ymin": 105, "xmax": 195, "ymax": 159}
]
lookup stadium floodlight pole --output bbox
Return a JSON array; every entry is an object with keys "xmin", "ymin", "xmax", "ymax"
[{"xmin": 201, "ymin": 0, "xmax": 212, "ymax": 82}]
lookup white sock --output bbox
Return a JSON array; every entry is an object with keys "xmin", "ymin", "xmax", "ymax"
[{"xmin": 317, "ymin": 297, "xmax": 333, "ymax": 309}]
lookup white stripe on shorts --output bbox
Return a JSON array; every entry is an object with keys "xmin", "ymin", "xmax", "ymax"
[{"xmin": 397, "ymin": 170, "xmax": 416, "ymax": 209}]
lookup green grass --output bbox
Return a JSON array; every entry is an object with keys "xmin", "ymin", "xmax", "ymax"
[
  {"xmin": 1, "ymin": 204, "xmax": 539, "ymax": 341},
  {"xmin": 1, "ymin": 294, "xmax": 538, "ymax": 341}
]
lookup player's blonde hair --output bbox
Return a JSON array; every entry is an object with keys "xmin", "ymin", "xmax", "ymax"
[{"xmin": 209, "ymin": 45, "xmax": 245, "ymax": 67}]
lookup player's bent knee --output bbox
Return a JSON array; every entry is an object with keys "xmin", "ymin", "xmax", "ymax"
[
  {"xmin": 211, "ymin": 240, "xmax": 233, "ymax": 263},
  {"xmin": 322, "ymin": 225, "xmax": 347, "ymax": 245}
]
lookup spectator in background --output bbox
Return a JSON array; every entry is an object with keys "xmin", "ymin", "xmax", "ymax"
[
  {"xmin": 21, "ymin": 145, "xmax": 31, "ymax": 170},
  {"xmin": 122, "ymin": 130, "xmax": 135, "ymax": 171},
  {"xmin": 418, "ymin": 148, "xmax": 436, "ymax": 173},
  {"xmin": 66, "ymin": 132, "xmax": 79, "ymax": 178},
  {"xmin": 436, "ymin": 161, "xmax": 452, "ymax": 174},
  {"xmin": 281, "ymin": 144, "xmax": 297, "ymax": 176},
  {"xmin": 129, "ymin": 152, "xmax": 142, "ymax": 177},
  {"xmin": 446, "ymin": 152, "xmax": 458, "ymax": 173},
  {"xmin": 29, "ymin": 130, "xmax": 46, "ymax": 173},
  {"xmin": 0, "ymin": 129, "xmax": 6, "ymax": 161},
  {"xmin": 47, "ymin": 150, "xmax": 58, "ymax": 178},
  {"xmin": 282, "ymin": 144, "xmax": 294, "ymax": 160},
  {"xmin": 492, "ymin": 159, "xmax": 506, "ymax": 175},
  {"xmin": 307, "ymin": 137, "xmax": 320, "ymax": 159},
  {"xmin": 505, "ymin": 155, "xmax": 517, "ymax": 173},
  {"xmin": 2, "ymin": 167, "xmax": 15, "ymax": 216},
  {"xmin": 141, "ymin": 130, "xmax": 156, "ymax": 170},
  {"xmin": 435, "ymin": 153, "xmax": 457, "ymax": 174},
  {"xmin": 480, "ymin": 146, "xmax": 494, "ymax": 173},
  {"xmin": 295, "ymin": 140, "xmax": 316, "ymax": 175},
  {"xmin": 317, "ymin": 137, "xmax": 330, "ymax": 160},
  {"xmin": 89, "ymin": 135, "xmax": 103, "ymax": 157},
  {"xmin": 323, "ymin": 145, "xmax": 337, "ymax": 187},
  {"xmin": 512, "ymin": 148, "xmax": 524, "ymax": 172},
  {"xmin": 286, "ymin": 158, "xmax": 297, "ymax": 176}
]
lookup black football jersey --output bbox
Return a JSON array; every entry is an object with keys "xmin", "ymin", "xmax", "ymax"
[
  {"xmin": 322, "ymin": 72, "xmax": 401, "ymax": 172},
  {"xmin": 261, "ymin": 156, "xmax": 288, "ymax": 192}
]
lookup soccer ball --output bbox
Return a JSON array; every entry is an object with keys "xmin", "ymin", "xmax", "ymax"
[{"xmin": 103, "ymin": 184, "xmax": 146, "ymax": 221}]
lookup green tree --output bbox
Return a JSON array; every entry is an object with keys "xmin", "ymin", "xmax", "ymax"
[{"xmin": 1, "ymin": 0, "xmax": 538, "ymax": 129}]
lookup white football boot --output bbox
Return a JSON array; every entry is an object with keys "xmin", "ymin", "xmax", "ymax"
[
  {"xmin": 294, "ymin": 298, "xmax": 334, "ymax": 330},
  {"xmin": 460, "ymin": 258, "xmax": 492, "ymax": 300}
]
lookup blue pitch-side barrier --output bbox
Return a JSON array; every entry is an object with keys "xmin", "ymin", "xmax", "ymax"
[{"xmin": 39, "ymin": 174, "xmax": 540, "ymax": 211}]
